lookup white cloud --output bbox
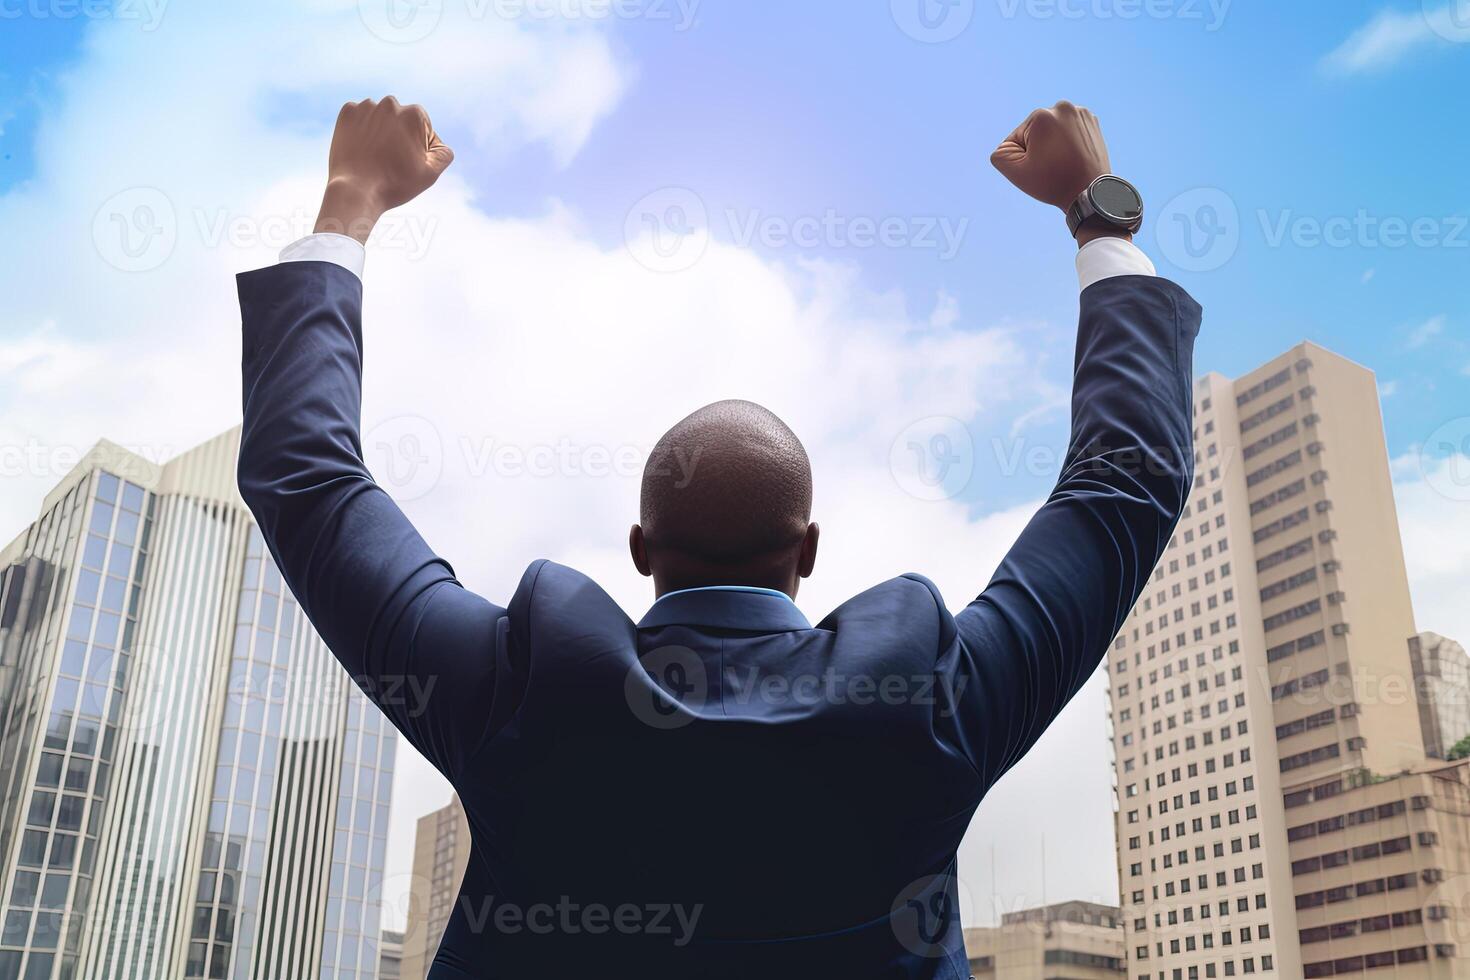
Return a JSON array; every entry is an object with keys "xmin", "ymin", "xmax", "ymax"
[
  {"xmin": 0, "ymin": 1, "xmax": 1122, "ymax": 934},
  {"xmin": 0, "ymin": 0, "xmax": 626, "ymax": 357},
  {"xmin": 1321, "ymin": 4, "xmax": 1467, "ymax": 75},
  {"xmin": 1379, "ymin": 379, "xmax": 1399, "ymax": 398},
  {"xmin": 1395, "ymin": 453, "xmax": 1470, "ymax": 645},
  {"xmin": 1407, "ymin": 313, "xmax": 1447, "ymax": 349},
  {"xmin": 0, "ymin": 0, "xmax": 633, "ymax": 546}
]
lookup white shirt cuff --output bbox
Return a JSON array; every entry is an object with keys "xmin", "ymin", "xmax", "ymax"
[
  {"xmin": 280, "ymin": 233, "xmax": 365, "ymax": 280},
  {"xmin": 281, "ymin": 230, "xmax": 1148, "ymax": 291},
  {"xmin": 1076, "ymin": 236, "xmax": 1155, "ymax": 292}
]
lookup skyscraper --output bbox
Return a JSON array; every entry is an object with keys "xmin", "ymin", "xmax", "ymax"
[
  {"xmin": 0, "ymin": 429, "xmax": 395, "ymax": 980},
  {"xmin": 1107, "ymin": 341, "xmax": 1445, "ymax": 978},
  {"xmin": 399, "ymin": 797, "xmax": 471, "ymax": 980}
]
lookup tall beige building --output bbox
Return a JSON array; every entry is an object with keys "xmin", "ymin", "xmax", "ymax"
[
  {"xmin": 1105, "ymin": 341, "xmax": 1460, "ymax": 979},
  {"xmin": 964, "ymin": 901, "xmax": 1125, "ymax": 978},
  {"xmin": 399, "ymin": 795, "xmax": 472, "ymax": 980}
]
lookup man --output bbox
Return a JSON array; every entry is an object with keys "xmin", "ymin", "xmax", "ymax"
[{"xmin": 237, "ymin": 97, "xmax": 1199, "ymax": 979}]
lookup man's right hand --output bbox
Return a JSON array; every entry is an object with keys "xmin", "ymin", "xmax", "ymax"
[
  {"xmin": 314, "ymin": 96, "xmax": 455, "ymax": 245},
  {"xmin": 991, "ymin": 101, "xmax": 1119, "ymax": 243}
]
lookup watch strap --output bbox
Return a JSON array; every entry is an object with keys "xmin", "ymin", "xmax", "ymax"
[{"xmin": 1066, "ymin": 193, "xmax": 1098, "ymax": 238}]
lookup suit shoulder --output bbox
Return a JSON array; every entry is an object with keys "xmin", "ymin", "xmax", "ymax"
[
  {"xmin": 506, "ymin": 560, "xmax": 634, "ymax": 645},
  {"xmin": 815, "ymin": 573, "xmax": 957, "ymax": 650}
]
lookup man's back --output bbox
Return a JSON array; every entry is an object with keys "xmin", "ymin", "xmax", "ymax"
[
  {"xmin": 444, "ymin": 565, "xmax": 977, "ymax": 975},
  {"xmin": 235, "ymin": 98, "xmax": 1200, "ymax": 978}
]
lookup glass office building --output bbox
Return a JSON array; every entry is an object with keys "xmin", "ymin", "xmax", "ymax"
[{"xmin": 0, "ymin": 430, "xmax": 395, "ymax": 980}]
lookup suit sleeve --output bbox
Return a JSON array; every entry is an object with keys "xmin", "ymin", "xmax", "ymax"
[
  {"xmin": 236, "ymin": 260, "xmax": 503, "ymax": 781},
  {"xmin": 945, "ymin": 274, "xmax": 1200, "ymax": 789}
]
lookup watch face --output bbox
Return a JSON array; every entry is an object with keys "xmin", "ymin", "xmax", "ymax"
[{"xmin": 1091, "ymin": 176, "xmax": 1143, "ymax": 222}]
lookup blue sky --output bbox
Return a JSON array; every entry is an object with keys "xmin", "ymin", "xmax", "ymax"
[
  {"xmin": 543, "ymin": 0, "xmax": 1470, "ymax": 501},
  {"xmin": 5, "ymin": 3, "xmax": 1466, "ymax": 515},
  {"xmin": 2, "ymin": 0, "xmax": 1468, "ymax": 928}
]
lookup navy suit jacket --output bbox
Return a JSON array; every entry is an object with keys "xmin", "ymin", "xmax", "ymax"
[{"xmin": 237, "ymin": 260, "xmax": 1199, "ymax": 979}]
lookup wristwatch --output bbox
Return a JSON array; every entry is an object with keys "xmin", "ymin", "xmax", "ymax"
[{"xmin": 1066, "ymin": 175, "xmax": 1144, "ymax": 238}]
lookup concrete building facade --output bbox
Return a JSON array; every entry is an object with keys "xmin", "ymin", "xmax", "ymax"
[
  {"xmin": 964, "ymin": 901, "xmax": 1126, "ymax": 978},
  {"xmin": 399, "ymin": 796, "xmax": 471, "ymax": 980},
  {"xmin": 378, "ymin": 930, "xmax": 402, "ymax": 979},
  {"xmin": 1106, "ymin": 342, "xmax": 1453, "ymax": 979},
  {"xmin": 1287, "ymin": 759, "xmax": 1470, "ymax": 977}
]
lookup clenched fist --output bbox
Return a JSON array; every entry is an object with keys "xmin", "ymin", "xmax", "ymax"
[
  {"xmin": 991, "ymin": 101, "xmax": 1114, "ymax": 236},
  {"xmin": 314, "ymin": 97, "xmax": 454, "ymax": 244}
]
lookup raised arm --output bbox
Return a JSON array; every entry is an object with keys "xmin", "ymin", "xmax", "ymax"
[
  {"xmin": 943, "ymin": 103, "xmax": 1200, "ymax": 789},
  {"xmin": 237, "ymin": 98, "xmax": 501, "ymax": 781}
]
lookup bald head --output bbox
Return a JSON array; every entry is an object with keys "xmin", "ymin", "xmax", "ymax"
[{"xmin": 639, "ymin": 400, "xmax": 812, "ymax": 565}]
